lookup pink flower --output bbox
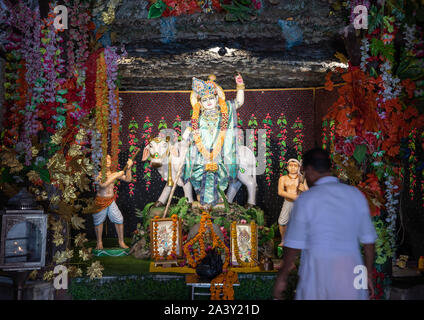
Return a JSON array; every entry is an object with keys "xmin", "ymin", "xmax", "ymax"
[{"xmin": 240, "ymin": 219, "xmax": 247, "ymax": 224}]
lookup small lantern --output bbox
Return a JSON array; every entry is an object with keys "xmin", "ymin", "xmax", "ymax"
[{"xmin": 0, "ymin": 188, "xmax": 47, "ymax": 271}]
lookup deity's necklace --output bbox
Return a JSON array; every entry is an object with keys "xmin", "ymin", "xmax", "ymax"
[{"xmin": 202, "ymin": 108, "xmax": 220, "ymax": 136}]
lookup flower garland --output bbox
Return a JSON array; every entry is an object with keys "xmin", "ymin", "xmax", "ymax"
[
  {"xmin": 360, "ymin": 37, "xmax": 370, "ymax": 72},
  {"xmin": 321, "ymin": 119, "xmax": 329, "ymax": 151},
  {"xmin": 64, "ymin": 0, "xmax": 91, "ymax": 78},
  {"xmin": 158, "ymin": 116, "xmax": 168, "ymax": 134},
  {"xmin": 12, "ymin": 3, "xmax": 44, "ymax": 164},
  {"xmin": 110, "ymin": 88, "xmax": 121, "ymax": 172},
  {"xmin": 277, "ymin": 112, "xmax": 288, "ymax": 176},
  {"xmin": 85, "ymin": 51, "xmax": 101, "ymax": 181},
  {"xmin": 210, "ymin": 270, "xmax": 238, "ymax": 300},
  {"xmin": 95, "ymin": 50, "xmax": 109, "ymax": 183},
  {"xmin": 128, "ymin": 118, "xmax": 139, "ymax": 197},
  {"xmin": 173, "ymin": 115, "xmax": 182, "ymax": 141},
  {"xmin": 104, "ymin": 46, "xmax": 125, "ymax": 173},
  {"xmin": 231, "ymin": 220, "xmax": 258, "ymax": 268},
  {"xmin": 12, "ymin": 1, "xmax": 42, "ymax": 88},
  {"xmin": 292, "ymin": 117, "xmax": 304, "ymax": 161},
  {"xmin": 407, "ymin": 128, "xmax": 417, "ymax": 200},
  {"xmin": 384, "ymin": 174, "xmax": 400, "ymax": 259},
  {"xmin": 170, "ymin": 214, "xmax": 179, "ymax": 260},
  {"xmin": 191, "ymin": 97, "xmax": 228, "ymax": 167},
  {"xmin": 104, "ymin": 46, "xmax": 121, "ymax": 128},
  {"xmin": 142, "ymin": 116, "xmax": 153, "ymax": 190},
  {"xmin": 4, "ymin": 56, "xmax": 26, "ymax": 147},
  {"xmin": 262, "ymin": 113, "xmax": 273, "ymax": 186},
  {"xmin": 113, "ymin": 126, "xmax": 123, "ymax": 198},
  {"xmin": 247, "ymin": 114, "xmax": 258, "ymax": 156},
  {"xmin": 152, "ymin": 216, "xmax": 161, "ymax": 259},
  {"xmin": 183, "ymin": 212, "xmax": 229, "ymax": 269}
]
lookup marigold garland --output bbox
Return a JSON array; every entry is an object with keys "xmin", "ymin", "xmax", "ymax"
[
  {"xmin": 152, "ymin": 216, "xmax": 161, "ymax": 260},
  {"xmin": 169, "ymin": 214, "xmax": 179, "ymax": 260},
  {"xmin": 210, "ymin": 270, "xmax": 238, "ymax": 300},
  {"xmin": 183, "ymin": 212, "xmax": 229, "ymax": 269},
  {"xmin": 231, "ymin": 220, "xmax": 258, "ymax": 268},
  {"xmin": 191, "ymin": 98, "xmax": 228, "ymax": 165}
]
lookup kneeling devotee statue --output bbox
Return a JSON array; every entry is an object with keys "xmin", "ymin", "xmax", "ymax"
[
  {"xmin": 278, "ymin": 158, "xmax": 308, "ymax": 247},
  {"xmin": 182, "ymin": 74, "xmax": 245, "ymax": 209},
  {"xmin": 93, "ymin": 155, "xmax": 133, "ymax": 250}
]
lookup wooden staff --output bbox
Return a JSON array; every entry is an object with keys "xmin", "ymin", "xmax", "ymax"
[
  {"xmin": 122, "ymin": 147, "xmax": 141, "ymax": 171},
  {"xmin": 162, "ymin": 145, "xmax": 189, "ymax": 218}
]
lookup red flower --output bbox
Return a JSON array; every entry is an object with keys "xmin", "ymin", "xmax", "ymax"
[
  {"xmin": 364, "ymin": 133, "xmax": 377, "ymax": 147},
  {"xmin": 342, "ymin": 142, "xmax": 355, "ymax": 157},
  {"xmin": 352, "ymin": 136, "xmax": 366, "ymax": 146}
]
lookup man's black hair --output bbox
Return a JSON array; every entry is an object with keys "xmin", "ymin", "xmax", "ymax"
[{"xmin": 302, "ymin": 148, "xmax": 332, "ymax": 173}]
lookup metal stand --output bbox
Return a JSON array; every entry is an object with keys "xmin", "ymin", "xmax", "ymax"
[{"xmin": 10, "ymin": 270, "xmax": 30, "ymax": 300}]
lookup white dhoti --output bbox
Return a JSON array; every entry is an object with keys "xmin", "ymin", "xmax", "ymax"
[
  {"xmin": 278, "ymin": 200, "xmax": 294, "ymax": 226},
  {"xmin": 92, "ymin": 201, "xmax": 123, "ymax": 226}
]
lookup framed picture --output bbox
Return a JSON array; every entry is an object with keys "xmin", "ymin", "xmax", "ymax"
[
  {"xmin": 230, "ymin": 221, "xmax": 258, "ymax": 267},
  {"xmin": 150, "ymin": 217, "xmax": 182, "ymax": 260}
]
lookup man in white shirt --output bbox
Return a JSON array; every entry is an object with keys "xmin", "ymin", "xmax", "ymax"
[{"xmin": 273, "ymin": 148, "xmax": 377, "ymax": 300}]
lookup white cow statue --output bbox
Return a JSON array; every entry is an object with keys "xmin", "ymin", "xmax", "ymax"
[
  {"xmin": 142, "ymin": 135, "xmax": 257, "ymax": 208},
  {"xmin": 142, "ymin": 136, "xmax": 194, "ymax": 207}
]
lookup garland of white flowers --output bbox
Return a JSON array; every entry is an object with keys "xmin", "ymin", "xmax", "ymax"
[
  {"xmin": 403, "ymin": 24, "xmax": 417, "ymax": 53},
  {"xmin": 360, "ymin": 38, "xmax": 370, "ymax": 72},
  {"xmin": 89, "ymin": 128, "xmax": 102, "ymax": 184},
  {"xmin": 384, "ymin": 174, "xmax": 400, "ymax": 260},
  {"xmin": 379, "ymin": 61, "xmax": 402, "ymax": 102}
]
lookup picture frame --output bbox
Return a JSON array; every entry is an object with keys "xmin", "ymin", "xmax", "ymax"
[
  {"xmin": 230, "ymin": 222, "xmax": 258, "ymax": 267},
  {"xmin": 150, "ymin": 217, "xmax": 182, "ymax": 260}
]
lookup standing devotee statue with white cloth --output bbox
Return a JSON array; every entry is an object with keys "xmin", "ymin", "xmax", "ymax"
[
  {"xmin": 273, "ymin": 148, "xmax": 377, "ymax": 300},
  {"xmin": 278, "ymin": 158, "xmax": 308, "ymax": 247},
  {"xmin": 182, "ymin": 74, "xmax": 245, "ymax": 208},
  {"xmin": 93, "ymin": 154, "xmax": 134, "ymax": 250}
]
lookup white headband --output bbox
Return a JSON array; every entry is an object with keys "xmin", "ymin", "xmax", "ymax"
[{"xmin": 287, "ymin": 158, "xmax": 302, "ymax": 166}]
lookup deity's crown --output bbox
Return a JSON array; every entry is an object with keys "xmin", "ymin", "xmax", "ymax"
[{"xmin": 192, "ymin": 76, "xmax": 217, "ymax": 97}]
